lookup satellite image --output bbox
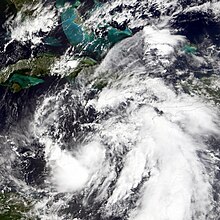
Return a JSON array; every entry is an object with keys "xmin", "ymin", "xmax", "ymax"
[{"xmin": 0, "ymin": 0, "xmax": 219, "ymax": 219}]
